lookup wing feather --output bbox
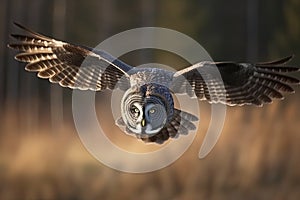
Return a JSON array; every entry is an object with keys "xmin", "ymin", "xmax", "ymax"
[
  {"xmin": 8, "ymin": 22, "xmax": 132, "ymax": 91},
  {"xmin": 172, "ymin": 56, "xmax": 299, "ymax": 106}
]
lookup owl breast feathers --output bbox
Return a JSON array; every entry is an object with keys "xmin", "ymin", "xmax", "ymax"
[{"xmin": 8, "ymin": 23, "xmax": 300, "ymax": 144}]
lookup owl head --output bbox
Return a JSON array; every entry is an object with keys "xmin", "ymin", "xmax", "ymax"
[{"xmin": 120, "ymin": 83, "xmax": 174, "ymax": 137}]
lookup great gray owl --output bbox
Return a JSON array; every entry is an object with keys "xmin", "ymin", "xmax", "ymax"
[{"xmin": 8, "ymin": 23, "xmax": 300, "ymax": 144}]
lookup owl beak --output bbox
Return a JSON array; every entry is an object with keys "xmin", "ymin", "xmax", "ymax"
[{"xmin": 141, "ymin": 119, "xmax": 146, "ymax": 127}]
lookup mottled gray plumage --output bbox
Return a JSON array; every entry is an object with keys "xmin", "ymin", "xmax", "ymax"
[{"xmin": 8, "ymin": 23, "xmax": 300, "ymax": 144}]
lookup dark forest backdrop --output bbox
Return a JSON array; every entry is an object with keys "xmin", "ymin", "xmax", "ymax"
[{"xmin": 0, "ymin": 0, "xmax": 300, "ymax": 199}]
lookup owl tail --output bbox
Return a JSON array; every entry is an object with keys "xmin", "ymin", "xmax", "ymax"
[
  {"xmin": 140, "ymin": 109, "xmax": 199, "ymax": 144},
  {"xmin": 115, "ymin": 109, "xmax": 198, "ymax": 144}
]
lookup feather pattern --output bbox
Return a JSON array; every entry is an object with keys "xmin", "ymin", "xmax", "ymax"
[
  {"xmin": 140, "ymin": 109, "xmax": 198, "ymax": 144},
  {"xmin": 172, "ymin": 56, "xmax": 299, "ymax": 106},
  {"xmin": 8, "ymin": 22, "xmax": 132, "ymax": 91}
]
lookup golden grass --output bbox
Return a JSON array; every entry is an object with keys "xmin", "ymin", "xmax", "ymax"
[{"xmin": 1, "ymin": 97, "xmax": 300, "ymax": 200}]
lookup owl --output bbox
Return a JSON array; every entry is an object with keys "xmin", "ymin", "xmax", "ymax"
[{"xmin": 8, "ymin": 23, "xmax": 299, "ymax": 144}]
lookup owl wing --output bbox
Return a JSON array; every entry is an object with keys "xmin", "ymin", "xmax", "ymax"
[
  {"xmin": 8, "ymin": 23, "xmax": 132, "ymax": 91},
  {"xmin": 171, "ymin": 56, "xmax": 299, "ymax": 106}
]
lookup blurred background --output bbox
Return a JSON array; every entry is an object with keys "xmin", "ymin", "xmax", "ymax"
[{"xmin": 1, "ymin": 0, "xmax": 300, "ymax": 199}]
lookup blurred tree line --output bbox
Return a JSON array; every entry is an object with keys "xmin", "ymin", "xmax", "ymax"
[{"xmin": 0, "ymin": 0, "xmax": 299, "ymax": 132}]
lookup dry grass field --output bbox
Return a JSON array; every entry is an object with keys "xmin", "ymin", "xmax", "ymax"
[{"xmin": 0, "ymin": 96, "xmax": 299, "ymax": 200}]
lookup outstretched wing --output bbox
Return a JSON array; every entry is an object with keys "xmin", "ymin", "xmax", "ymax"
[
  {"xmin": 8, "ymin": 22, "xmax": 132, "ymax": 91},
  {"xmin": 171, "ymin": 56, "xmax": 299, "ymax": 106}
]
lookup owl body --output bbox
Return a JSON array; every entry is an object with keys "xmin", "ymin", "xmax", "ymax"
[
  {"xmin": 120, "ymin": 80, "xmax": 174, "ymax": 136},
  {"xmin": 117, "ymin": 68, "xmax": 180, "ymax": 139}
]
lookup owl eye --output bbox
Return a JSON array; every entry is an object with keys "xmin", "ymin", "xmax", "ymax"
[
  {"xmin": 149, "ymin": 108, "xmax": 156, "ymax": 114},
  {"xmin": 130, "ymin": 105, "xmax": 140, "ymax": 115}
]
